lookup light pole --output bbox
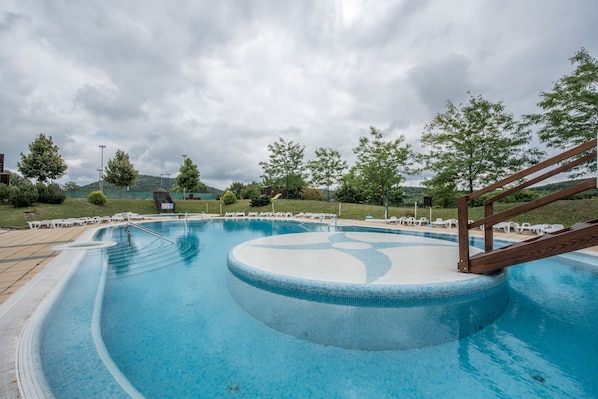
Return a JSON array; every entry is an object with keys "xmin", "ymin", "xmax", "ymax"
[
  {"xmin": 99, "ymin": 145, "xmax": 106, "ymax": 193},
  {"xmin": 181, "ymin": 154, "xmax": 187, "ymax": 199}
]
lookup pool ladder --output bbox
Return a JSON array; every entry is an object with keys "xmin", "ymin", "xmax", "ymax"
[{"xmin": 125, "ymin": 222, "xmax": 176, "ymax": 245}]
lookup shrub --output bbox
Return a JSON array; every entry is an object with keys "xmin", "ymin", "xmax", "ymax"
[
  {"xmin": 88, "ymin": 190, "xmax": 108, "ymax": 206},
  {"xmin": 221, "ymin": 190, "xmax": 237, "ymax": 205},
  {"xmin": 8, "ymin": 185, "xmax": 38, "ymax": 207},
  {"xmin": 300, "ymin": 186, "xmax": 324, "ymax": 201},
  {"xmin": 36, "ymin": 183, "xmax": 66, "ymax": 204},
  {"xmin": 250, "ymin": 195, "xmax": 271, "ymax": 207},
  {"xmin": 0, "ymin": 183, "xmax": 9, "ymax": 204}
]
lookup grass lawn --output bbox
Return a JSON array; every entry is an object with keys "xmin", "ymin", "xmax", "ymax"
[{"xmin": 1, "ymin": 198, "xmax": 597, "ymax": 229}]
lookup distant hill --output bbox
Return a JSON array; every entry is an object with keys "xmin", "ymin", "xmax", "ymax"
[{"xmin": 80, "ymin": 175, "xmax": 224, "ymax": 195}]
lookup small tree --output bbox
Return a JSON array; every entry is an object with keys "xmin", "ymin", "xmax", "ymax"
[
  {"xmin": 222, "ymin": 190, "xmax": 237, "ymax": 205},
  {"xmin": 88, "ymin": 191, "xmax": 108, "ymax": 206},
  {"xmin": 420, "ymin": 95, "xmax": 543, "ymax": 195},
  {"xmin": 259, "ymin": 137, "xmax": 306, "ymax": 199},
  {"xmin": 352, "ymin": 126, "xmax": 411, "ymax": 205},
  {"xmin": 177, "ymin": 157, "xmax": 203, "ymax": 195},
  {"xmin": 104, "ymin": 149, "xmax": 139, "ymax": 198},
  {"xmin": 18, "ymin": 133, "xmax": 67, "ymax": 183},
  {"xmin": 307, "ymin": 148, "xmax": 347, "ymax": 201}
]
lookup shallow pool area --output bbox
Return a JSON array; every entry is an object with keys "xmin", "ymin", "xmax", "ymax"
[{"xmin": 21, "ymin": 219, "xmax": 598, "ymax": 398}]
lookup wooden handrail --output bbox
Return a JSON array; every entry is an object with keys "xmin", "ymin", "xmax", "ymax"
[{"xmin": 458, "ymin": 138, "xmax": 597, "ymax": 273}]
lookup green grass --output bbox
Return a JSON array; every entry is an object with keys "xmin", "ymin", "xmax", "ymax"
[{"xmin": 2, "ymin": 197, "xmax": 597, "ymax": 229}]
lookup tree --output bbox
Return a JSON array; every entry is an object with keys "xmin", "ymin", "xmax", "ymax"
[
  {"xmin": 420, "ymin": 95, "xmax": 543, "ymax": 196},
  {"xmin": 259, "ymin": 137, "xmax": 306, "ymax": 199},
  {"xmin": 18, "ymin": 133, "xmax": 67, "ymax": 183},
  {"xmin": 104, "ymin": 149, "xmax": 139, "ymax": 198},
  {"xmin": 335, "ymin": 170, "xmax": 367, "ymax": 204},
  {"xmin": 176, "ymin": 157, "xmax": 203, "ymax": 195},
  {"xmin": 526, "ymin": 48, "xmax": 598, "ymax": 175},
  {"xmin": 227, "ymin": 181, "xmax": 245, "ymax": 197},
  {"xmin": 63, "ymin": 181, "xmax": 80, "ymax": 191},
  {"xmin": 307, "ymin": 148, "xmax": 347, "ymax": 201},
  {"xmin": 352, "ymin": 126, "xmax": 411, "ymax": 205}
]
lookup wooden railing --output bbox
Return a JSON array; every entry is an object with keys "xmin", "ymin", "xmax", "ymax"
[{"xmin": 457, "ymin": 138, "xmax": 597, "ymax": 273}]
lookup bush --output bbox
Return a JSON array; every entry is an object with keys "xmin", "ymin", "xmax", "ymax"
[
  {"xmin": 36, "ymin": 183, "xmax": 66, "ymax": 204},
  {"xmin": 0, "ymin": 183, "xmax": 9, "ymax": 204},
  {"xmin": 88, "ymin": 190, "xmax": 108, "ymax": 206},
  {"xmin": 300, "ymin": 186, "xmax": 324, "ymax": 201},
  {"xmin": 8, "ymin": 185, "xmax": 38, "ymax": 207},
  {"xmin": 221, "ymin": 190, "xmax": 237, "ymax": 205},
  {"xmin": 250, "ymin": 195, "xmax": 271, "ymax": 207}
]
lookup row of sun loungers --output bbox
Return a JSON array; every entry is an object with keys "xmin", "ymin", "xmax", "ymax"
[
  {"xmin": 222, "ymin": 211, "xmax": 337, "ymax": 219},
  {"xmin": 27, "ymin": 212, "xmax": 143, "ymax": 229}
]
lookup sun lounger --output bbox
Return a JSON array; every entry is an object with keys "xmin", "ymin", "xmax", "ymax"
[
  {"xmin": 27, "ymin": 221, "xmax": 42, "ymax": 229},
  {"xmin": 541, "ymin": 224, "xmax": 565, "ymax": 234},
  {"xmin": 430, "ymin": 218, "xmax": 445, "ymax": 227}
]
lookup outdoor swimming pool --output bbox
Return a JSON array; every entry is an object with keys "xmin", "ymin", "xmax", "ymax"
[{"xmin": 27, "ymin": 219, "xmax": 598, "ymax": 398}]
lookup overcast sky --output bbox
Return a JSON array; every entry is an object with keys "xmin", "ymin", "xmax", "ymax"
[{"xmin": 1, "ymin": 0, "xmax": 596, "ymax": 190}]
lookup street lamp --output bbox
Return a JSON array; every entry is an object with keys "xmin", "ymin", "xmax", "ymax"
[
  {"xmin": 99, "ymin": 145, "xmax": 106, "ymax": 193},
  {"xmin": 181, "ymin": 155, "xmax": 187, "ymax": 199}
]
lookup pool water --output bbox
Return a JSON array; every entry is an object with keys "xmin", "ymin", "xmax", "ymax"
[{"xmin": 38, "ymin": 219, "xmax": 598, "ymax": 398}]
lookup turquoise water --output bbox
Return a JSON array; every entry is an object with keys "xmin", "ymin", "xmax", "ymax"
[{"xmin": 39, "ymin": 219, "xmax": 598, "ymax": 398}]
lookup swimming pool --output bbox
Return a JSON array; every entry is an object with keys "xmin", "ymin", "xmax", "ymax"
[{"xmin": 26, "ymin": 219, "xmax": 598, "ymax": 398}]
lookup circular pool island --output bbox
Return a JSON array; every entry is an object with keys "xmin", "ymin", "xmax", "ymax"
[{"xmin": 227, "ymin": 231, "xmax": 508, "ymax": 350}]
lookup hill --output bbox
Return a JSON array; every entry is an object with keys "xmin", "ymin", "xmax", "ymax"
[{"xmin": 80, "ymin": 175, "xmax": 224, "ymax": 195}]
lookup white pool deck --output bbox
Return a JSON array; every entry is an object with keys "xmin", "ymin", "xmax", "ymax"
[{"xmin": 0, "ymin": 217, "xmax": 596, "ymax": 398}]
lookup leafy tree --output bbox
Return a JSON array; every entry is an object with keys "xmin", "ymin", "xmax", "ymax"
[
  {"xmin": 63, "ymin": 181, "xmax": 80, "ymax": 191},
  {"xmin": 240, "ymin": 182, "xmax": 261, "ymax": 199},
  {"xmin": 420, "ymin": 95, "xmax": 543, "ymax": 196},
  {"xmin": 104, "ymin": 149, "xmax": 139, "ymax": 198},
  {"xmin": 227, "ymin": 181, "xmax": 245, "ymax": 197},
  {"xmin": 526, "ymin": 48, "xmax": 597, "ymax": 175},
  {"xmin": 307, "ymin": 148, "xmax": 347, "ymax": 201},
  {"xmin": 18, "ymin": 133, "xmax": 67, "ymax": 183},
  {"xmin": 335, "ymin": 170, "xmax": 366, "ymax": 204},
  {"xmin": 352, "ymin": 126, "xmax": 411, "ymax": 205},
  {"xmin": 176, "ymin": 157, "xmax": 206, "ymax": 194},
  {"xmin": 259, "ymin": 137, "xmax": 306, "ymax": 199}
]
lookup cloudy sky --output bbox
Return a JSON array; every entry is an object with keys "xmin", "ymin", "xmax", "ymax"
[{"xmin": 1, "ymin": 0, "xmax": 596, "ymax": 190}]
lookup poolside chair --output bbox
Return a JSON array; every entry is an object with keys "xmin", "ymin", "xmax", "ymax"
[
  {"xmin": 27, "ymin": 221, "xmax": 42, "ymax": 229},
  {"xmin": 443, "ymin": 219, "xmax": 458, "ymax": 228},
  {"xmin": 413, "ymin": 217, "xmax": 429, "ymax": 226},
  {"xmin": 541, "ymin": 224, "xmax": 565, "ymax": 234},
  {"xmin": 387, "ymin": 216, "xmax": 398, "ymax": 224},
  {"xmin": 430, "ymin": 218, "xmax": 445, "ymax": 227}
]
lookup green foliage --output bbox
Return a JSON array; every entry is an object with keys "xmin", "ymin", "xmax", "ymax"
[
  {"xmin": 227, "ymin": 181, "xmax": 245, "ymax": 197},
  {"xmin": 527, "ymin": 48, "xmax": 598, "ymax": 150},
  {"xmin": 307, "ymin": 147, "xmax": 347, "ymax": 201},
  {"xmin": 260, "ymin": 137, "xmax": 306, "ymax": 199},
  {"xmin": 63, "ymin": 181, "xmax": 80, "ymax": 191},
  {"xmin": 250, "ymin": 196, "xmax": 271, "ymax": 207},
  {"xmin": 36, "ymin": 183, "xmax": 66, "ymax": 204},
  {"xmin": 104, "ymin": 149, "xmax": 139, "ymax": 197},
  {"xmin": 420, "ymin": 94, "xmax": 543, "ymax": 194},
  {"xmin": 18, "ymin": 133, "xmax": 68, "ymax": 183},
  {"xmin": 240, "ymin": 182, "xmax": 261, "ymax": 199},
  {"xmin": 300, "ymin": 186, "xmax": 325, "ymax": 201},
  {"xmin": 0, "ymin": 183, "xmax": 9, "ymax": 203},
  {"xmin": 88, "ymin": 191, "xmax": 108, "ymax": 206},
  {"xmin": 335, "ymin": 170, "xmax": 366, "ymax": 204},
  {"xmin": 177, "ymin": 157, "xmax": 205, "ymax": 192},
  {"xmin": 352, "ymin": 126, "xmax": 411, "ymax": 205},
  {"xmin": 8, "ymin": 185, "xmax": 38, "ymax": 207},
  {"xmin": 222, "ymin": 190, "xmax": 237, "ymax": 205}
]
